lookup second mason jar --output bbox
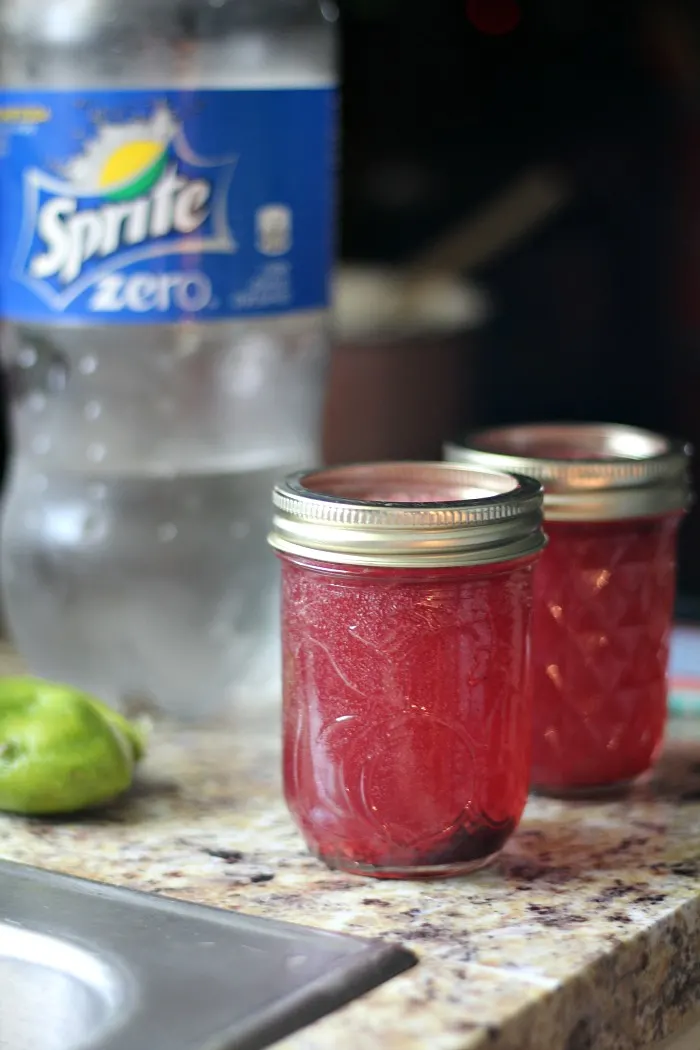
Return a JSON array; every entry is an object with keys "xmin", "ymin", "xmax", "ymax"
[
  {"xmin": 268, "ymin": 462, "xmax": 545, "ymax": 878},
  {"xmin": 447, "ymin": 423, "xmax": 692, "ymax": 795}
]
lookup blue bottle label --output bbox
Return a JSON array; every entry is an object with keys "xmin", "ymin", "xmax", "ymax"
[{"xmin": 0, "ymin": 88, "xmax": 335, "ymax": 324}]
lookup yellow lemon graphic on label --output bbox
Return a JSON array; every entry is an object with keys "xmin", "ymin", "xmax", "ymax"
[
  {"xmin": 98, "ymin": 140, "xmax": 168, "ymax": 199},
  {"xmin": 62, "ymin": 105, "xmax": 177, "ymax": 199}
]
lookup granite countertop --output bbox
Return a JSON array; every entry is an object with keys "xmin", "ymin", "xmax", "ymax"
[{"xmin": 2, "ymin": 655, "xmax": 700, "ymax": 1049}]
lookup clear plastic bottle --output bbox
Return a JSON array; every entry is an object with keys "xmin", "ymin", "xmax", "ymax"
[{"xmin": 0, "ymin": 0, "xmax": 337, "ymax": 721}]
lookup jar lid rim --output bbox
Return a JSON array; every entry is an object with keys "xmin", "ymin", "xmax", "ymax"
[
  {"xmin": 445, "ymin": 423, "xmax": 692, "ymax": 521},
  {"xmin": 269, "ymin": 461, "xmax": 546, "ymax": 568}
]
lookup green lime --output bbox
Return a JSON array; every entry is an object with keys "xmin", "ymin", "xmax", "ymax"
[{"xmin": 0, "ymin": 677, "xmax": 146, "ymax": 815}]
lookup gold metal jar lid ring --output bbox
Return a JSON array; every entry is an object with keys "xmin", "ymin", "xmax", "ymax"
[
  {"xmin": 269, "ymin": 461, "xmax": 546, "ymax": 568},
  {"xmin": 445, "ymin": 423, "xmax": 692, "ymax": 522}
]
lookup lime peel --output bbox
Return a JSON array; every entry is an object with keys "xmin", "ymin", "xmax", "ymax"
[{"xmin": 0, "ymin": 677, "xmax": 147, "ymax": 815}]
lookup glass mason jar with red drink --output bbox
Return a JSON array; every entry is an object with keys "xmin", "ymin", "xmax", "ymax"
[
  {"xmin": 446, "ymin": 424, "xmax": 692, "ymax": 795},
  {"xmin": 268, "ymin": 462, "xmax": 545, "ymax": 878}
]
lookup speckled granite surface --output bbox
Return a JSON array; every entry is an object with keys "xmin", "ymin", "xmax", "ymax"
[{"xmin": 2, "ymin": 649, "xmax": 700, "ymax": 1048}]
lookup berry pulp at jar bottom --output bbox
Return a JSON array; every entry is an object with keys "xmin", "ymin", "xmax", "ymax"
[
  {"xmin": 530, "ymin": 514, "xmax": 681, "ymax": 793},
  {"xmin": 280, "ymin": 554, "xmax": 537, "ymax": 877}
]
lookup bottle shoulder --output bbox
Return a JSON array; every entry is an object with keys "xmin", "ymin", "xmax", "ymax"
[
  {"xmin": 0, "ymin": 1, "xmax": 336, "ymax": 89},
  {"xmin": 0, "ymin": 0, "xmax": 329, "ymax": 37}
]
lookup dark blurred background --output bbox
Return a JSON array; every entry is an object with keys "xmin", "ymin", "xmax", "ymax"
[{"xmin": 327, "ymin": 0, "xmax": 700, "ymax": 608}]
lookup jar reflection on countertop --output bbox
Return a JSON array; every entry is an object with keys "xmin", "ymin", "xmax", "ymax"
[
  {"xmin": 268, "ymin": 461, "xmax": 546, "ymax": 879},
  {"xmin": 446, "ymin": 424, "xmax": 692, "ymax": 796}
]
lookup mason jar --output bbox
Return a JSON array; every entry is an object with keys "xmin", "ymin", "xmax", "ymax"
[
  {"xmin": 446, "ymin": 423, "xmax": 692, "ymax": 795},
  {"xmin": 268, "ymin": 461, "xmax": 545, "ymax": 878}
]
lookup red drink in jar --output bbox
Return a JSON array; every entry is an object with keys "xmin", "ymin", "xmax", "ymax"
[
  {"xmin": 447, "ymin": 424, "xmax": 692, "ymax": 794},
  {"xmin": 269, "ymin": 462, "xmax": 545, "ymax": 878}
]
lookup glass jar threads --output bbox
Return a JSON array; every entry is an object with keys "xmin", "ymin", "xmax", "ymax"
[
  {"xmin": 268, "ymin": 462, "xmax": 545, "ymax": 878},
  {"xmin": 446, "ymin": 424, "xmax": 692, "ymax": 795}
]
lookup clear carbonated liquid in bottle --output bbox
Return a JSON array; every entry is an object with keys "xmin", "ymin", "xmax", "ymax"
[{"xmin": 0, "ymin": 0, "xmax": 336, "ymax": 720}]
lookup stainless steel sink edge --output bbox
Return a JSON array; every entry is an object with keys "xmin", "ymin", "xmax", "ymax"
[
  {"xmin": 202, "ymin": 940, "xmax": 417, "ymax": 1050},
  {"xmin": 0, "ymin": 859, "xmax": 417, "ymax": 1050}
]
